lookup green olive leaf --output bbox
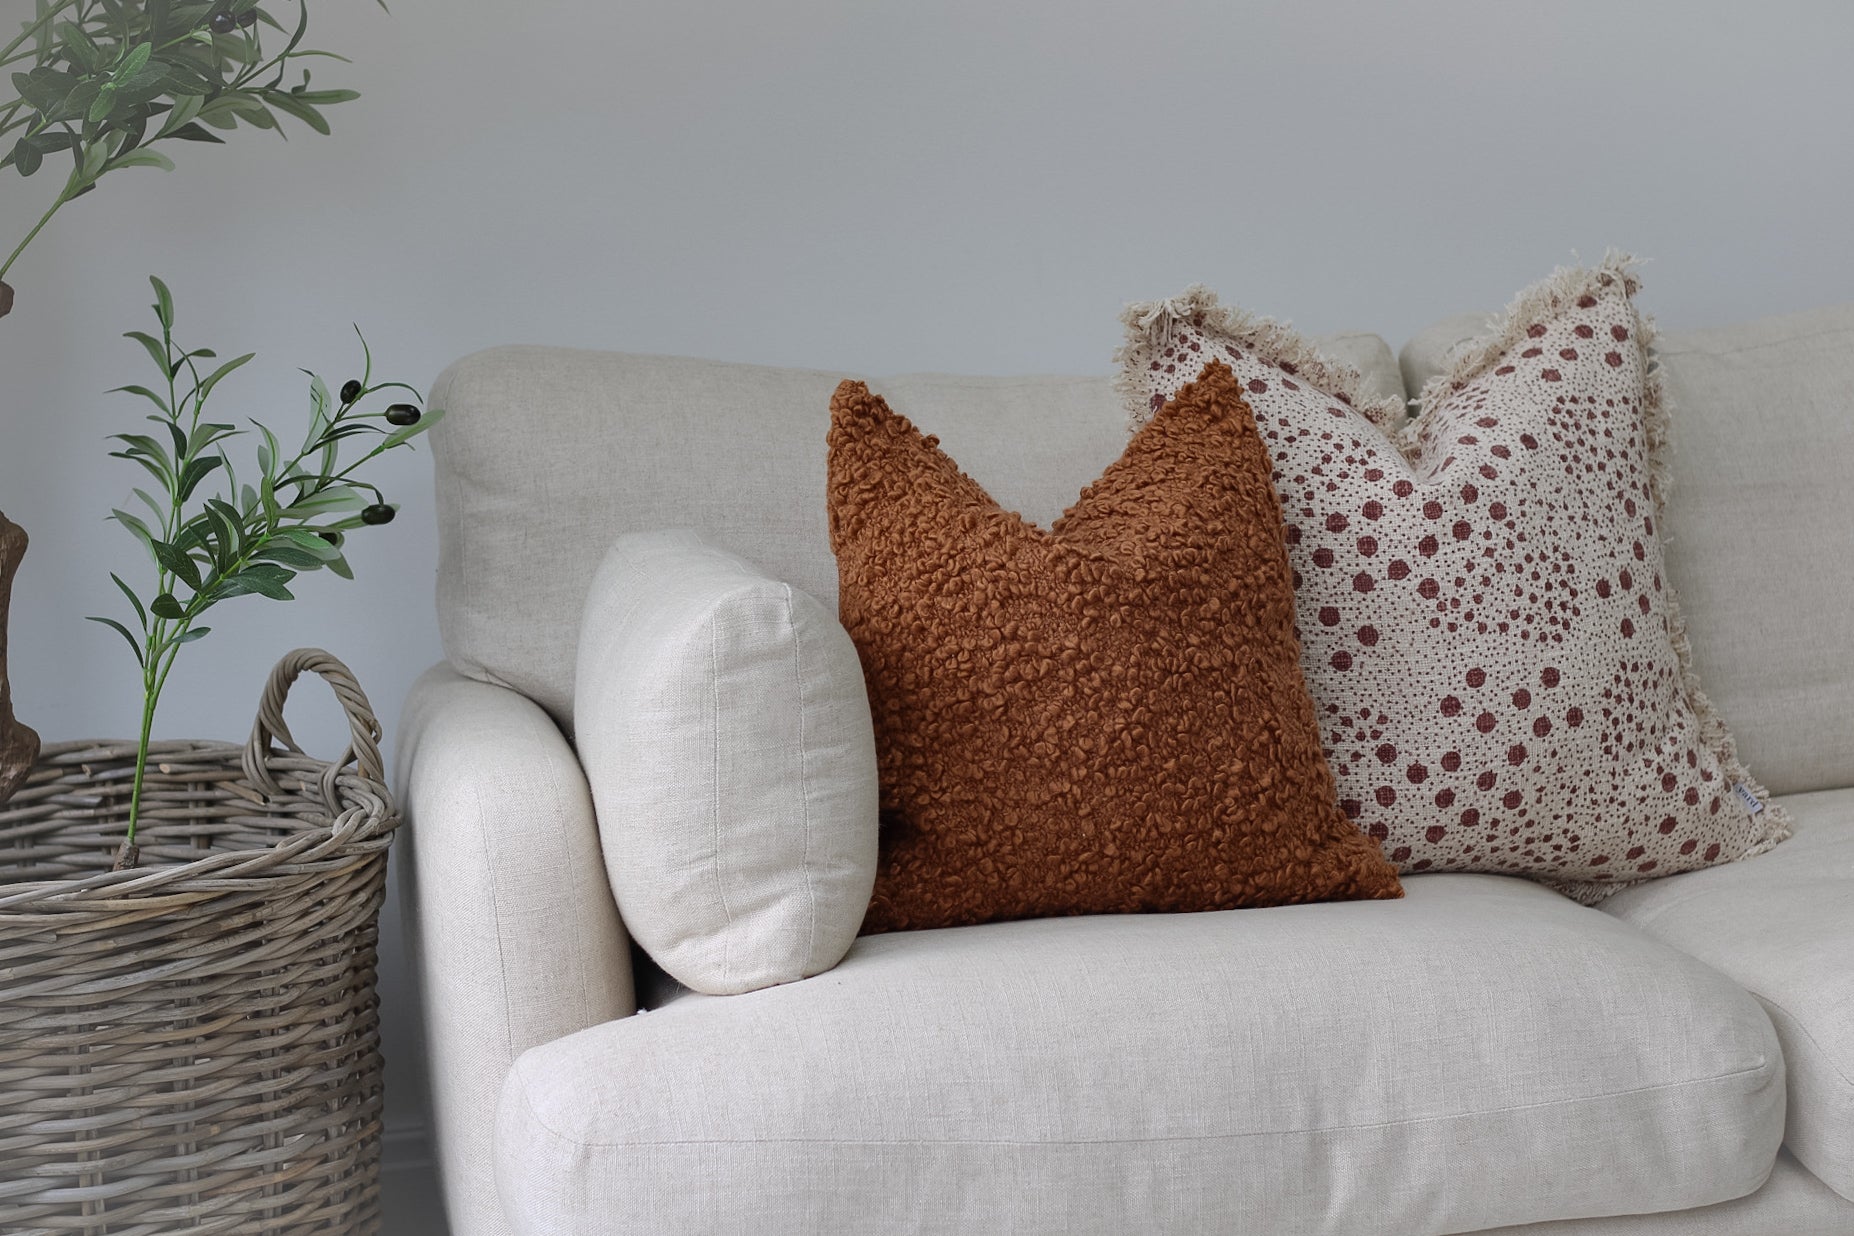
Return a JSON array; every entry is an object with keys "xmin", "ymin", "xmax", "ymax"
[
  {"xmin": 10, "ymin": 137, "xmax": 43, "ymax": 177},
  {"xmin": 86, "ymin": 616, "xmax": 146, "ymax": 666},
  {"xmin": 123, "ymin": 329, "xmax": 173, "ymax": 377},
  {"xmin": 110, "ymin": 148, "xmax": 176, "ymax": 173},
  {"xmin": 116, "ymin": 42, "xmax": 155, "ymax": 81}
]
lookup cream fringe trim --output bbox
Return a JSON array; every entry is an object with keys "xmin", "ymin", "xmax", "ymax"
[
  {"xmin": 1113, "ymin": 285, "xmax": 1409, "ymax": 435},
  {"xmin": 1419, "ymin": 252, "xmax": 1792, "ymax": 901},
  {"xmin": 1411, "ymin": 253, "xmax": 1662, "ymax": 496}
]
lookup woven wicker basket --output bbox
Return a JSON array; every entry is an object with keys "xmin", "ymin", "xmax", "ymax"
[{"xmin": 0, "ymin": 649, "xmax": 397, "ymax": 1235}]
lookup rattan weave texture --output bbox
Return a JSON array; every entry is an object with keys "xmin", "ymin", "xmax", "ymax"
[{"xmin": 0, "ymin": 649, "xmax": 396, "ymax": 1235}]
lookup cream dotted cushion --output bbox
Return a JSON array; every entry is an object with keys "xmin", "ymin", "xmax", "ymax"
[{"xmin": 1116, "ymin": 257, "xmax": 1789, "ymax": 899}]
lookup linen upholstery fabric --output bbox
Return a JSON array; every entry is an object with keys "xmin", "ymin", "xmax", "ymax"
[
  {"xmin": 828, "ymin": 364, "xmax": 1402, "ymax": 933},
  {"xmin": 395, "ymin": 664, "xmax": 635, "ymax": 1236},
  {"xmin": 1403, "ymin": 303, "xmax": 1854, "ymax": 798},
  {"xmin": 574, "ymin": 530, "xmax": 878, "ymax": 995},
  {"xmin": 1118, "ymin": 260, "xmax": 1789, "ymax": 898},
  {"xmin": 1308, "ymin": 330, "xmax": 1407, "ymax": 410},
  {"xmin": 427, "ymin": 335, "xmax": 1406, "ymax": 729},
  {"xmin": 1494, "ymin": 1151, "xmax": 1854, "ymax": 1236},
  {"xmin": 1600, "ymin": 787, "xmax": 1854, "ymax": 1199},
  {"xmin": 1401, "ymin": 311, "xmax": 1492, "ymax": 407},
  {"xmin": 494, "ymin": 875, "xmax": 1783, "ymax": 1236}
]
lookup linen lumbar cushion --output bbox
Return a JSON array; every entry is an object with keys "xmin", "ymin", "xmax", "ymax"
[
  {"xmin": 827, "ymin": 362, "xmax": 1404, "ymax": 935},
  {"xmin": 574, "ymin": 529, "xmax": 879, "ymax": 994},
  {"xmin": 1116, "ymin": 257, "xmax": 1790, "ymax": 900}
]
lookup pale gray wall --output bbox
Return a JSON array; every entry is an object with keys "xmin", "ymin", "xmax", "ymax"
[{"xmin": 2, "ymin": 0, "xmax": 1850, "ymax": 1197}]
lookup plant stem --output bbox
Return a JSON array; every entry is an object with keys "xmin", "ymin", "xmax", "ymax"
[
  {"xmin": 0, "ymin": 1, "xmax": 78, "ymax": 70},
  {"xmin": 126, "ymin": 621, "xmax": 188, "ymax": 844},
  {"xmin": 125, "ymin": 317, "xmax": 189, "ymax": 844},
  {"xmin": 124, "ymin": 655, "xmax": 160, "ymax": 845},
  {"xmin": 0, "ymin": 189, "xmax": 68, "ymax": 284},
  {"xmin": 0, "ymin": 3, "xmax": 292, "ymax": 288}
]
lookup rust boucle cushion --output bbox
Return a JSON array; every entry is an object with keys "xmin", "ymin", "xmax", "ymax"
[{"xmin": 828, "ymin": 361, "xmax": 1403, "ymax": 934}]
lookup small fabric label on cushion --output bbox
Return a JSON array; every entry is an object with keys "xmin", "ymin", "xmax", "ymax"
[{"xmin": 1733, "ymin": 783, "xmax": 1765, "ymax": 815}]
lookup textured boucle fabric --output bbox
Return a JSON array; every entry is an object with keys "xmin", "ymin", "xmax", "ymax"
[
  {"xmin": 828, "ymin": 362, "xmax": 1403, "ymax": 934},
  {"xmin": 1117, "ymin": 258, "xmax": 1791, "ymax": 901}
]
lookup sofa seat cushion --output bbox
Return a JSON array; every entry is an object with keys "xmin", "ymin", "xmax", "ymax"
[
  {"xmin": 496, "ymin": 876, "xmax": 1782, "ymax": 1236},
  {"xmin": 1601, "ymin": 787, "xmax": 1854, "ymax": 1200}
]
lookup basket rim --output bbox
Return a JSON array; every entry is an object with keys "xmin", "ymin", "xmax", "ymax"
[{"xmin": 0, "ymin": 738, "xmax": 397, "ymax": 909}]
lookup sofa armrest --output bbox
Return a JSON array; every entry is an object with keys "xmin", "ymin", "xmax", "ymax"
[{"xmin": 395, "ymin": 663, "xmax": 635, "ymax": 1236}]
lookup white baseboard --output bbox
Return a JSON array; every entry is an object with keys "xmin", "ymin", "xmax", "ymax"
[
  {"xmin": 383, "ymin": 1118, "xmax": 435, "ymax": 1175},
  {"xmin": 380, "ymin": 1119, "xmax": 450, "ymax": 1235}
]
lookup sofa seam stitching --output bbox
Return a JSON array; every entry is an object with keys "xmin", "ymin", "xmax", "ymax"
[
  {"xmin": 1754, "ymin": 994, "xmax": 1854, "ymax": 1092},
  {"xmin": 711, "ymin": 615, "xmax": 735, "ymax": 986},
  {"xmin": 787, "ymin": 584, "xmax": 820, "ymax": 972},
  {"xmin": 510, "ymin": 1059, "xmax": 1776, "ymax": 1151},
  {"xmin": 466, "ymin": 707, "xmax": 521, "ymax": 1065}
]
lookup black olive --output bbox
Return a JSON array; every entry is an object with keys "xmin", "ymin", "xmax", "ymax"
[
  {"xmin": 340, "ymin": 379, "xmax": 363, "ymax": 403},
  {"xmin": 208, "ymin": 11, "xmax": 236, "ymax": 33},
  {"xmin": 236, "ymin": 9, "xmax": 257, "ymax": 26},
  {"xmin": 317, "ymin": 530, "xmax": 341, "ymax": 545},
  {"xmin": 360, "ymin": 503, "xmax": 396, "ymax": 526},
  {"xmin": 384, "ymin": 403, "xmax": 421, "ymax": 426}
]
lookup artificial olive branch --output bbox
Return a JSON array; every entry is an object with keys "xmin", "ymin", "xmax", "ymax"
[
  {"xmin": 90, "ymin": 275, "xmax": 439, "ymax": 863},
  {"xmin": 1, "ymin": 0, "xmax": 378, "ymax": 302}
]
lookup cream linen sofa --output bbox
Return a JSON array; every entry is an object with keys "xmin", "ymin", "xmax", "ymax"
[{"xmin": 397, "ymin": 305, "xmax": 1854, "ymax": 1236}]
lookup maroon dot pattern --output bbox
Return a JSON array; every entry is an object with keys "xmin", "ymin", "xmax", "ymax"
[{"xmin": 1119, "ymin": 272, "xmax": 1780, "ymax": 896}]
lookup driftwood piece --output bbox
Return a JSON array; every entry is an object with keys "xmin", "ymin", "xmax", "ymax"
[{"xmin": 0, "ymin": 513, "xmax": 40, "ymax": 805}]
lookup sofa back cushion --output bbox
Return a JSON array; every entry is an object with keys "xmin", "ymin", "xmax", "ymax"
[
  {"xmin": 1401, "ymin": 304, "xmax": 1854, "ymax": 796},
  {"xmin": 429, "ymin": 335, "xmax": 1403, "ymax": 728}
]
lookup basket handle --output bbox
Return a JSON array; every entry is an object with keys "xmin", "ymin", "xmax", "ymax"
[{"xmin": 243, "ymin": 648, "xmax": 385, "ymax": 814}]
